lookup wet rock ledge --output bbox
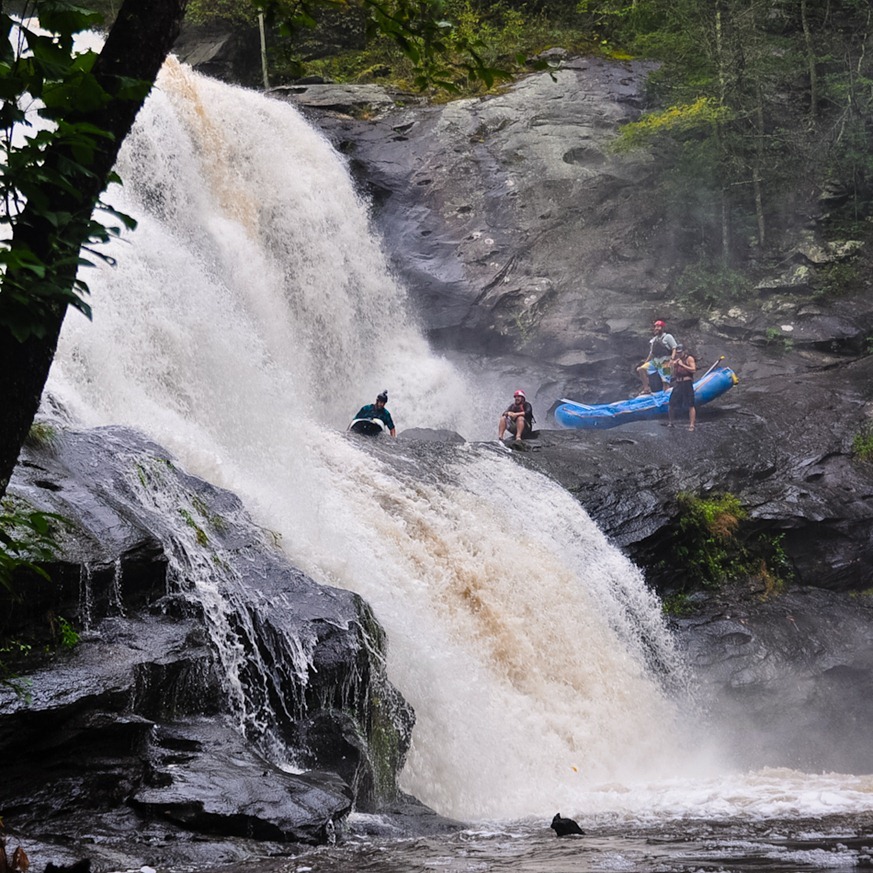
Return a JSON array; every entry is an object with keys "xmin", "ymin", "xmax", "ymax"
[{"xmin": 0, "ymin": 426, "xmax": 456, "ymax": 872}]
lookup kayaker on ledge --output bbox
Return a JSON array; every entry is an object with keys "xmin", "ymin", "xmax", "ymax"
[{"xmin": 354, "ymin": 390, "xmax": 396, "ymax": 437}]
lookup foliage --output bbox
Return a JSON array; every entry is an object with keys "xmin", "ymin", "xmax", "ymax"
[
  {"xmin": 186, "ymin": 0, "xmax": 258, "ymax": 25},
  {"xmin": 188, "ymin": 0, "xmax": 525, "ymax": 93},
  {"xmin": 0, "ymin": 3, "xmax": 143, "ymax": 343},
  {"xmin": 811, "ymin": 260, "xmax": 860, "ymax": 300},
  {"xmin": 764, "ymin": 326, "xmax": 794, "ymax": 353},
  {"xmin": 667, "ymin": 491, "xmax": 792, "ymax": 594},
  {"xmin": 56, "ymin": 614, "xmax": 80, "ymax": 648},
  {"xmin": 851, "ymin": 425, "xmax": 873, "ymax": 462},
  {"xmin": 0, "ymin": 497, "xmax": 64, "ymax": 596},
  {"xmin": 0, "ymin": 498, "xmax": 66, "ymax": 693},
  {"xmin": 23, "ymin": 420, "xmax": 58, "ymax": 448},
  {"xmin": 661, "ymin": 591, "xmax": 694, "ymax": 616},
  {"xmin": 850, "ymin": 587, "xmax": 873, "ymax": 599},
  {"xmin": 191, "ymin": 0, "xmax": 591, "ymax": 93},
  {"xmin": 611, "ymin": 97, "xmax": 727, "ymax": 152},
  {"xmin": 670, "ymin": 491, "xmax": 747, "ymax": 588},
  {"xmin": 179, "ymin": 506, "xmax": 209, "ymax": 546},
  {"xmin": 674, "ymin": 261, "xmax": 749, "ymax": 311},
  {"xmin": 0, "ymin": 638, "xmax": 33, "ymax": 697}
]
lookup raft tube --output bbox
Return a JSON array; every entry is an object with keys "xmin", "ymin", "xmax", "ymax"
[{"xmin": 554, "ymin": 366, "xmax": 738, "ymax": 430}]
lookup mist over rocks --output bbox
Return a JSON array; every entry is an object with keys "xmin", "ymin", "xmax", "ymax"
[{"xmin": 674, "ymin": 587, "xmax": 873, "ymax": 774}]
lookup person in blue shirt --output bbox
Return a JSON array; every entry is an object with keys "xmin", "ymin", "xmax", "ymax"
[{"xmin": 354, "ymin": 390, "xmax": 396, "ymax": 437}]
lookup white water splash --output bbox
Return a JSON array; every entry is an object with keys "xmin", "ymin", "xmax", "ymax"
[{"xmin": 44, "ymin": 62, "xmax": 873, "ymax": 823}]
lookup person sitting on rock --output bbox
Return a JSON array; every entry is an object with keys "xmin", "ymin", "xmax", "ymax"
[
  {"xmin": 354, "ymin": 390, "xmax": 396, "ymax": 437},
  {"xmin": 498, "ymin": 389, "xmax": 534, "ymax": 443},
  {"xmin": 637, "ymin": 319, "xmax": 678, "ymax": 395}
]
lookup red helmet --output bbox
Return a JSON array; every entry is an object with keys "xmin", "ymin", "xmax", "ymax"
[
  {"xmin": 653, "ymin": 320, "xmax": 666, "ymax": 328},
  {"xmin": 514, "ymin": 389, "xmax": 526, "ymax": 398}
]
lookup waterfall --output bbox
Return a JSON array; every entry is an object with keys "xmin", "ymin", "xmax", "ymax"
[{"xmin": 47, "ymin": 61, "xmax": 704, "ymax": 820}]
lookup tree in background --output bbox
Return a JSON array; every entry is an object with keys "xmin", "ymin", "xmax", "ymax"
[{"xmin": 603, "ymin": 0, "xmax": 873, "ymax": 278}]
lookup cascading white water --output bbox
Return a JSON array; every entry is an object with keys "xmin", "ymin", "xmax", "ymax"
[{"xmin": 46, "ymin": 61, "xmax": 715, "ymax": 820}]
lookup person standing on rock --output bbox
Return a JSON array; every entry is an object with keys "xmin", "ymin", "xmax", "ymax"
[
  {"xmin": 637, "ymin": 319, "xmax": 677, "ymax": 395},
  {"xmin": 498, "ymin": 389, "xmax": 534, "ymax": 444},
  {"xmin": 668, "ymin": 344, "xmax": 697, "ymax": 431}
]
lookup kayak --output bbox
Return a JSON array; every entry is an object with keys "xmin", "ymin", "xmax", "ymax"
[
  {"xmin": 348, "ymin": 418, "xmax": 385, "ymax": 436},
  {"xmin": 554, "ymin": 366, "xmax": 738, "ymax": 430}
]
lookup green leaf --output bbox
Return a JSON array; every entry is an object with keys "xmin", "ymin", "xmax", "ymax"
[{"xmin": 36, "ymin": 2, "xmax": 104, "ymax": 37}]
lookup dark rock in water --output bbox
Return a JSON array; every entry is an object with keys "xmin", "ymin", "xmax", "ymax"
[
  {"xmin": 356, "ymin": 792, "xmax": 465, "ymax": 837},
  {"xmin": 131, "ymin": 720, "xmax": 351, "ymax": 844},
  {"xmin": 44, "ymin": 862, "xmax": 90, "ymax": 873},
  {"xmin": 551, "ymin": 813, "xmax": 584, "ymax": 836},
  {"xmin": 400, "ymin": 427, "xmax": 465, "ymax": 444}
]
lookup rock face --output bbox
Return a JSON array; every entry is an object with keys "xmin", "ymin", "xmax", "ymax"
[
  {"xmin": 291, "ymin": 57, "xmax": 665, "ymax": 370},
  {"xmin": 0, "ymin": 427, "xmax": 455, "ymax": 870},
  {"xmin": 271, "ymin": 55, "xmax": 873, "ymax": 647},
  {"xmin": 673, "ymin": 587, "xmax": 873, "ymax": 773},
  {"xmin": 275, "ymin": 54, "xmax": 873, "ymax": 413},
  {"xmin": 173, "ymin": 21, "xmax": 263, "ymax": 88}
]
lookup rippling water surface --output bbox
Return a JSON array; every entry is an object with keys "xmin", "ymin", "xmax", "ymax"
[{"xmin": 213, "ymin": 814, "xmax": 873, "ymax": 873}]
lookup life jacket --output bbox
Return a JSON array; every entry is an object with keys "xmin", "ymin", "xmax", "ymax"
[{"xmin": 651, "ymin": 337, "xmax": 671, "ymax": 358}]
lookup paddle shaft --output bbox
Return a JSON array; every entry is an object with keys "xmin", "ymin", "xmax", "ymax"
[{"xmin": 699, "ymin": 355, "xmax": 726, "ymax": 381}]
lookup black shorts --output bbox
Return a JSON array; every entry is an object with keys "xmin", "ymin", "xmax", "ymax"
[
  {"xmin": 505, "ymin": 415, "xmax": 532, "ymax": 438},
  {"xmin": 669, "ymin": 379, "xmax": 695, "ymax": 412}
]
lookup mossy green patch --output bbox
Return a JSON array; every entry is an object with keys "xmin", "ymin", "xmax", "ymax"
[{"xmin": 665, "ymin": 491, "xmax": 792, "ymax": 597}]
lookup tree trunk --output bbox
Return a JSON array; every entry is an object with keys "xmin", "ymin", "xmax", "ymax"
[
  {"xmin": 753, "ymin": 86, "xmax": 766, "ymax": 249},
  {"xmin": 0, "ymin": 0, "xmax": 188, "ymax": 499},
  {"xmin": 713, "ymin": 0, "xmax": 731, "ymax": 263},
  {"xmin": 800, "ymin": 0, "xmax": 818, "ymax": 123}
]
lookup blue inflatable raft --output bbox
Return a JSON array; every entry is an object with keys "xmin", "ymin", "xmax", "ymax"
[{"xmin": 554, "ymin": 366, "xmax": 738, "ymax": 430}]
